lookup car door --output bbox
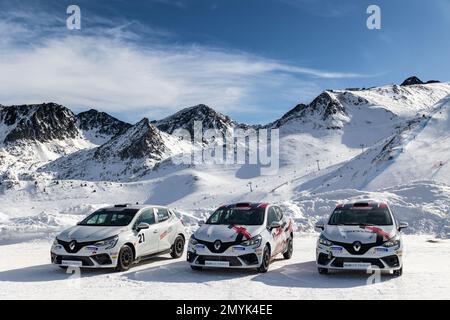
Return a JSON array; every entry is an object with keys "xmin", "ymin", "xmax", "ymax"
[
  {"xmin": 274, "ymin": 206, "xmax": 289, "ymax": 251},
  {"xmin": 267, "ymin": 206, "xmax": 284, "ymax": 256},
  {"xmin": 155, "ymin": 207, "xmax": 173, "ymax": 251},
  {"xmin": 134, "ymin": 208, "xmax": 159, "ymax": 257}
]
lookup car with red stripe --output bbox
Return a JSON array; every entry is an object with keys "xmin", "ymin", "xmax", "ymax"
[
  {"xmin": 315, "ymin": 200, "xmax": 408, "ymax": 276},
  {"xmin": 187, "ymin": 202, "xmax": 294, "ymax": 273}
]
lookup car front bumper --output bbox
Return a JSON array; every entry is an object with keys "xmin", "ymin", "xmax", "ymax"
[
  {"xmin": 316, "ymin": 243, "xmax": 403, "ymax": 271},
  {"xmin": 51, "ymin": 243, "xmax": 119, "ymax": 268},
  {"xmin": 187, "ymin": 242, "xmax": 263, "ymax": 269}
]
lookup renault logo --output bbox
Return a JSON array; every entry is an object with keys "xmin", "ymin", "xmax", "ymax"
[
  {"xmin": 353, "ymin": 241, "xmax": 362, "ymax": 252},
  {"xmin": 214, "ymin": 240, "xmax": 222, "ymax": 251},
  {"xmin": 69, "ymin": 240, "xmax": 77, "ymax": 252}
]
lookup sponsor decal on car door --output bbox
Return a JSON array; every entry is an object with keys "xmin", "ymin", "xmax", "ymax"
[{"xmin": 155, "ymin": 208, "xmax": 172, "ymax": 251}]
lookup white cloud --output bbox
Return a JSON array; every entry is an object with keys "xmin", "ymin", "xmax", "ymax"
[{"xmin": 0, "ymin": 8, "xmax": 370, "ymax": 122}]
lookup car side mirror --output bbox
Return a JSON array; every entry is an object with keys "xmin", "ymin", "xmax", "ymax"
[
  {"xmin": 269, "ymin": 221, "xmax": 282, "ymax": 230},
  {"xmin": 198, "ymin": 220, "xmax": 205, "ymax": 226},
  {"xmin": 136, "ymin": 222, "xmax": 150, "ymax": 231},
  {"xmin": 315, "ymin": 221, "xmax": 325, "ymax": 232},
  {"xmin": 398, "ymin": 222, "xmax": 408, "ymax": 231}
]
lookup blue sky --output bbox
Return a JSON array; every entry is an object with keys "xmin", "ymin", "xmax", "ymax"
[{"xmin": 0, "ymin": 0, "xmax": 449, "ymax": 124}]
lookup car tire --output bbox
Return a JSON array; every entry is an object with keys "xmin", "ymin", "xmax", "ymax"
[
  {"xmin": 318, "ymin": 267, "xmax": 329, "ymax": 275},
  {"xmin": 257, "ymin": 245, "xmax": 271, "ymax": 273},
  {"xmin": 115, "ymin": 245, "xmax": 134, "ymax": 272},
  {"xmin": 191, "ymin": 265, "xmax": 203, "ymax": 271},
  {"xmin": 170, "ymin": 235, "xmax": 185, "ymax": 259},
  {"xmin": 393, "ymin": 267, "xmax": 403, "ymax": 276},
  {"xmin": 283, "ymin": 237, "xmax": 293, "ymax": 259}
]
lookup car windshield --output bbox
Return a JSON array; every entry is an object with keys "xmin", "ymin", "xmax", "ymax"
[
  {"xmin": 206, "ymin": 208, "xmax": 265, "ymax": 226},
  {"xmin": 329, "ymin": 208, "xmax": 393, "ymax": 226},
  {"xmin": 78, "ymin": 209, "xmax": 139, "ymax": 227}
]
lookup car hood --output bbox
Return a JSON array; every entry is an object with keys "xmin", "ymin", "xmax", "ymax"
[
  {"xmin": 324, "ymin": 225, "xmax": 397, "ymax": 244},
  {"xmin": 57, "ymin": 225, "xmax": 127, "ymax": 242},
  {"xmin": 194, "ymin": 224, "xmax": 264, "ymax": 243}
]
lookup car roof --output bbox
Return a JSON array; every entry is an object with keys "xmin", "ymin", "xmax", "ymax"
[
  {"xmin": 100, "ymin": 204, "xmax": 169, "ymax": 211},
  {"xmin": 218, "ymin": 202, "xmax": 270, "ymax": 209},
  {"xmin": 336, "ymin": 199, "xmax": 389, "ymax": 209}
]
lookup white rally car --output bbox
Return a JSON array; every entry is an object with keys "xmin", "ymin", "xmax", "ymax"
[
  {"xmin": 51, "ymin": 204, "xmax": 186, "ymax": 271},
  {"xmin": 315, "ymin": 200, "xmax": 408, "ymax": 276},
  {"xmin": 187, "ymin": 202, "xmax": 294, "ymax": 273}
]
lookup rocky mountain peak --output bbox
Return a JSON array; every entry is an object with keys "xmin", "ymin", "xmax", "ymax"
[
  {"xmin": 94, "ymin": 118, "xmax": 167, "ymax": 161},
  {"xmin": 76, "ymin": 109, "xmax": 131, "ymax": 144},
  {"xmin": 271, "ymin": 91, "xmax": 346, "ymax": 129},
  {"xmin": 0, "ymin": 103, "xmax": 80, "ymax": 144},
  {"xmin": 401, "ymin": 76, "xmax": 424, "ymax": 86},
  {"xmin": 153, "ymin": 104, "xmax": 238, "ymax": 136}
]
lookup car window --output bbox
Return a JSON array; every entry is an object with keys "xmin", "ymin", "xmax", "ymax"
[
  {"xmin": 206, "ymin": 208, "xmax": 264, "ymax": 226},
  {"xmin": 267, "ymin": 207, "xmax": 278, "ymax": 226},
  {"xmin": 136, "ymin": 209, "xmax": 155, "ymax": 225},
  {"xmin": 156, "ymin": 208, "xmax": 170, "ymax": 222},
  {"xmin": 275, "ymin": 207, "xmax": 284, "ymax": 221},
  {"xmin": 79, "ymin": 209, "xmax": 138, "ymax": 226},
  {"xmin": 329, "ymin": 208, "xmax": 393, "ymax": 226}
]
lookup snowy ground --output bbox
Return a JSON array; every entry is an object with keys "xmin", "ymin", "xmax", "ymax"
[{"xmin": 1, "ymin": 234, "xmax": 449, "ymax": 300}]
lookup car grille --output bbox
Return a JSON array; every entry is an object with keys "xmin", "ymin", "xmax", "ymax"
[
  {"xmin": 54, "ymin": 255, "xmax": 95, "ymax": 267},
  {"xmin": 196, "ymin": 255, "xmax": 242, "ymax": 266},
  {"xmin": 332, "ymin": 257, "xmax": 385, "ymax": 269},
  {"xmin": 195, "ymin": 239, "xmax": 238, "ymax": 254},
  {"xmin": 332, "ymin": 241, "xmax": 379, "ymax": 255},
  {"xmin": 57, "ymin": 239, "xmax": 98, "ymax": 254}
]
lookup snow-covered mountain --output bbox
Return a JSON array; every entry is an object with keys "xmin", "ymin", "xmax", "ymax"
[
  {"xmin": 0, "ymin": 103, "xmax": 80, "ymax": 144},
  {"xmin": 76, "ymin": 109, "xmax": 131, "ymax": 145},
  {"xmin": 153, "ymin": 104, "xmax": 247, "ymax": 137},
  {"xmin": 2, "ymin": 77, "xmax": 450, "ymax": 240},
  {"xmin": 0, "ymin": 103, "xmax": 96, "ymax": 182},
  {"xmin": 41, "ymin": 118, "xmax": 190, "ymax": 181}
]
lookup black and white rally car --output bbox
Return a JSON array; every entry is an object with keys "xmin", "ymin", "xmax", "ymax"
[
  {"xmin": 315, "ymin": 200, "xmax": 408, "ymax": 276},
  {"xmin": 187, "ymin": 202, "xmax": 294, "ymax": 273}
]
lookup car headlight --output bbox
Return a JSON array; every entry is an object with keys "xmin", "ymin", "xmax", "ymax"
[
  {"xmin": 383, "ymin": 236, "xmax": 401, "ymax": 248},
  {"xmin": 94, "ymin": 235, "xmax": 119, "ymax": 249},
  {"xmin": 189, "ymin": 236, "xmax": 198, "ymax": 246},
  {"xmin": 319, "ymin": 234, "xmax": 333, "ymax": 247},
  {"xmin": 241, "ymin": 235, "xmax": 262, "ymax": 248}
]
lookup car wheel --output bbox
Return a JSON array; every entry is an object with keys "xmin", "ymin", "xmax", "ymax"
[
  {"xmin": 318, "ymin": 267, "xmax": 329, "ymax": 275},
  {"xmin": 283, "ymin": 237, "xmax": 293, "ymax": 259},
  {"xmin": 170, "ymin": 235, "xmax": 185, "ymax": 259},
  {"xmin": 115, "ymin": 245, "xmax": 134, "ymax": 272},
  {"xmin": 191, "ymin": 265, "xmax": 203, "ymax": 271},
  {"xmin": 257, "ymin": 245, "xmax": 271, "ymax": 273},
  {"xmin": 393, "ymin": 267, "xmax": 403, "ymax": 276}
]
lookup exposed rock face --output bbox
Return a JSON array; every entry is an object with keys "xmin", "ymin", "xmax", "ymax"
[
  {"xmin": 401, "ymin": 76, "xmax": 424, "ymax": 86},
  {"xmin": 77, "ymin": 109, "xmax": 131, "ymax": 138},
  {"xmin": 270, "ymin": 91, "xmax": 347, "ymax": 129},
  {"xmin": 0, "ymin": 103, "xmax": 80, "ymax": 144},
  {"xmin": 94, "ymin": 118, "xmax": 167, "ymax": 161},
  {"xmin": 153, "ymin": 104, "xmax": 241, "ymax": 137}
]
